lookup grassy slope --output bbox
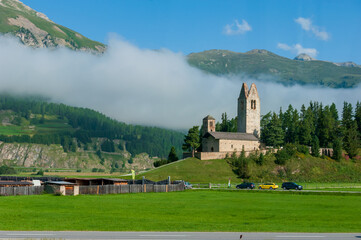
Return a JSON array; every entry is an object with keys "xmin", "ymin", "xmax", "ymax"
[
  {"xmin": 137, "ymin": 158, "xmax": 239, "ymax": 183},
  {"xmin": 137, "ymin": 153, "xmax": 361, "ymax": 183},
  {"xmin": 187, "ymin": 50, "xmax": 361, "ymax": 88},
  {"xmin": 0, "ymin": 191, "xmax": 360, "ymax": 232},
  {"xmin": 0, "ymin": 2, "xmax": 104, "ymax": 50}
]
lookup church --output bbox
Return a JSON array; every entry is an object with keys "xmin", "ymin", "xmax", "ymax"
[{"xmin": 198, "ymin": 83, "xmax": 261, "ymax": 160}]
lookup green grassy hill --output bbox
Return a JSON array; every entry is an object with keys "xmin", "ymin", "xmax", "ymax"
[
  {"xmin": 137, "ymin": 152, "xmax": 361, "ymax": 183},
  {"xmin": 188, "ymin": 49, "xmax": 361, "ymax": 88},
  {"xmin": 0, "ymin": 0, "xmax": 105, "ymax": 51},
  {"xmin": 138, "ymin": 158, "xmax": 239, "ymax": 183}
]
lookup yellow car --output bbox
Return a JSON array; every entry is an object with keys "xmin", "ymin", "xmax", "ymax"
[{"xmin": 258, "ymin": 183, "xmax": 279, "ymax": 190}]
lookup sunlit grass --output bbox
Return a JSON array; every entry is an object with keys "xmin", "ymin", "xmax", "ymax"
[{"xmin": 0, "ymin": 191, "xmax": 360, "ymax": 232}]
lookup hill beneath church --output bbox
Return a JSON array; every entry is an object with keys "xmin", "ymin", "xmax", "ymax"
[{"xmin": 136, "ymin": 153, "xmax": 361, "ymax": 183}]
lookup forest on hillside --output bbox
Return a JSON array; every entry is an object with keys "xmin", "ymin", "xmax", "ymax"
[
  {"xmin": 215, "ymin": 101, "xmax": 361, "ymax": 159},
  {"xmin": 0, "ymin": 94, "xmax": 184, "ymax": 158}
]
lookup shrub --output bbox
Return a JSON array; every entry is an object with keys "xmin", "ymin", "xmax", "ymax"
[
  {"xmin": 275, "ymin": 144, "xmax": 297, "ymax": 165},
  {"xmin": 296, "ymin": 144, "xmax": 310, "ymax": 155},
  {"xmin": 0, "ymin": 165, "xmax": 17, "ymax": 175},
  {"xmin": 36, "ymin": 169, "xmax": 44, "ymax": 176},
  {"xmin": 255, "ymin": 153, "xmax": 264, "ymax": 166},
  {"xmin": 153, "ymin": 158, "xmax": 168, "ymax": 167}
]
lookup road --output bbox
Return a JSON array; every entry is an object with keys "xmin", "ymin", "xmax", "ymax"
[{"xmin": 0, "ymin": 231, "xmax": 360, "ymax": 240}]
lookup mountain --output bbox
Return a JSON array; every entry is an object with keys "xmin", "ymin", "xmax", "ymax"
[
  {"xmin": 294, "ymin": 53, "xmax": 315, "ymax": 61},
  {"xmin": 0, "ymin": 0, "xmax": 105, "ymax": 52},
  {"xmin": 187, "ymin": 49, "xmax": 361, "ymax": 88}
]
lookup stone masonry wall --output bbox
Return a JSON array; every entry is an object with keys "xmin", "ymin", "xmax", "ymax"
[{"xmin": 218, "ymin": 139, "xmax": 260, "ymax": 152}]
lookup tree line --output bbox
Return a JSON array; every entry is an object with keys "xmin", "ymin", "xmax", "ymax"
[
  {"xmin": 261, "ymin": 101, "xmax": 360, "ymax": 159},
  {"xmin": 0, "ymin": 94, "xmax": 184, "ymax": 158},
  {"xmin": 182, "ymin": 101, "xmax": 361, "ymax": 160}
]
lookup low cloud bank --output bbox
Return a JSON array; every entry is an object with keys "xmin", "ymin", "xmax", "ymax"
[{"xmin": 0, "ymin": 36, "xmax": 360, "ymax": 129}]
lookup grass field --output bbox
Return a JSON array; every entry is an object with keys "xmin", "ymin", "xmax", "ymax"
[{"xmin": 0, "ymin": 190, "xmax": 360, "ymax": 232}]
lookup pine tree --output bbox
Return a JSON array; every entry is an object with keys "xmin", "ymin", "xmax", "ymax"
[
  {"xmin": 342, "ymin": 102, "xmax": 353, "ymax": 130},
  {"xmin": 355, "ymin": 101, "xmax": 361, "ymax": 137},
  {"xmin": 343, "ymin": 121, "xmax": 359, "ymax": 159},
  {"xmin": 332, "ymin": 138, "xmax": 342, "ymax": 161},
  {"xmin": 299, "ymin": 108, "xmax": 313, "ymax": 145},
  {"xmin": 267, "ymin": 113, "xmax": 284, "ymax": 147},
  {"xmin": 260, "ymin": 112, "xmax": 272, "ymax": 144},
  {"xmin": 311, "ymin": 135, "xmax": 320, "ymax": 157},
  {"xmin": 182, "ymin": 126, "xmax": 200, "ymax": 158},
  {"xmin": 167, "ymin": 146, "xmax": 179, "ymax": 162}
]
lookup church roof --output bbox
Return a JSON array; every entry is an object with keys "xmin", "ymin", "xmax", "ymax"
[
  {"xmin": 203, "ymin": 132, "xmax": 259, "ymax": 141},
  {"xmin": 203, "ymin": 115, "xmax": 215, "ymax": 120}
]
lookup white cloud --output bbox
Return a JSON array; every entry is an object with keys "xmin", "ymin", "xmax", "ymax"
[
  {"xmin": 277, "ymin": 43, "xmax": 318, "ymax": 58},
  {"xmin": 0, "ymin": 36, "xmax": 239, "ymax": 129},
  {"xmin": 277, "ymin": 43, "xmax": 292, "ymax": 51},
  {"xmin": 295, "ymin": 17, "xmax": 330, "ymax": 41},
  {"xmin": 223, "ymin": 19, "xmax": 251, "ymax": 36},
  {"xmin": 0, "ymin": 36, "xmax": 359, "ymax": 130}
]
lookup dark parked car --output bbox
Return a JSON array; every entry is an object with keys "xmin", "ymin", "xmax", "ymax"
[
  {"xmin": 282, "ymin": 182, "xmax": 303, "ymax": 190},
  {"xmin": 236, "ymin": 182, "xmax": 255, "ymax": 189}
]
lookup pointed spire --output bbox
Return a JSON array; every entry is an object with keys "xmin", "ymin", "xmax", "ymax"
[
  {"xmin": 249, "ymin": 83, "xmax": 259, "ymax": 98},
  {"xmin": 239, "ymin": 83, "xmax": 249, "ymax": 99}
]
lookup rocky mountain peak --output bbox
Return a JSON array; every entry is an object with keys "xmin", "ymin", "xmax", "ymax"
[
  {"xmin": 294, "ymin": 53, "xmax": 316, "ymax": 61},
  {"xmin": 246, "ymin": 49, "xmax": 271, "ymax": 55},
  {"xmin": 334, "ymin": 61, "xmax": 360, "ymax": 68}
]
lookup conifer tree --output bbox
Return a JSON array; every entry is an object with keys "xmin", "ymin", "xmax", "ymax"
[
  {"xmin": 182, "ymin": 126, "xmax": 200, "ymax": 158},
  {"xmin": 332, "ymin": 138, "xmax": 342, "ymax": 161},
  {"xmin": 311, "ymin": 135, "xmax": 320, "ymax": 157},
  {"xmin": 267, "ymin": 113, "xmax": 284, "ymax": 147},
  {"xmin": 343, "ymin": 121, "xmax": 359, "ymax": 159},
  {"xmin": 167, "ymin": 146, "xmax": 179, "ymax": 162},
  {"xmin": 355, "ymin": 101, "xmax": 361, "ymax": 137},
  {"xmin": 299, "ymin": 107, "xmax": 313, "ymax": 145}
]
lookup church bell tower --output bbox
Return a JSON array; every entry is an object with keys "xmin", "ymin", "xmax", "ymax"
[
  {"xmin": 237, "ymin": 83, "xmax": 260, "ymax": 138},
  {"xmin": 202, "ymin": 115, "xmax": 216, "ymax": 136}
]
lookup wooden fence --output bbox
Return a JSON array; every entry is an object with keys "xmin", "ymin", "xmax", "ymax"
[
  {"xmin": 79, "ymin": 183, "xmax": 184, "ymax": 195},
  {"xmin": 0, "ymin": 186, "xmax": 44, "ymax": 196}
]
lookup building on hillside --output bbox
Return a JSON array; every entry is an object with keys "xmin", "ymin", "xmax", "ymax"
[{"xmin": 192, "ymin": 83, "xmax": 262, "ymax": 160}]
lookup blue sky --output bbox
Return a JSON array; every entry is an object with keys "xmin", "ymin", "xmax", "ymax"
[{"xmin": 22, "ymin": 0, "xmax": 361, "ymax": 63}]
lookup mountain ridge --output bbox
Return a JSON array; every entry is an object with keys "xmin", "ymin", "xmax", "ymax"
[
  {"xmin": 187, "ymin": 49, "xmax": 361, "ymax": 88},
  {"xmin": 0, "ymin": 0, "xmax": 105, "ymax": 52}
]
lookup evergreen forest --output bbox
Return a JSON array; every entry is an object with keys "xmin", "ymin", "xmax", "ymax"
[
  {"xmin": 0, "ymin": 94, "xmax": 184, "ymax": 158},
  {"xmin": 215, "ymin": 101, "xmax": 361, "ymax": 159}
]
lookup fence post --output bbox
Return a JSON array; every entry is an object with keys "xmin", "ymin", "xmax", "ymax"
[{"xmin": 142, "ymin": 176, "xmax": 146, "ymax": 193}]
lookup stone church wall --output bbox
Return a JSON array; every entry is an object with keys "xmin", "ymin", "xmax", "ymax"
[
  {"xmin": 202, "ymin": 138, "xmax": 219, "ymax": 152},
  {"xmin": 219, "ymin": 139, "xmax": 260, "ymax": 152}
]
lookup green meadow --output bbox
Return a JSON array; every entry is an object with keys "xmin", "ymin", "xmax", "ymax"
[{"xmin": 0, "ymin": 190, "xmax": 360, "ymax": 232}]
